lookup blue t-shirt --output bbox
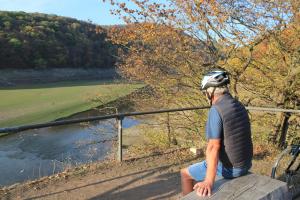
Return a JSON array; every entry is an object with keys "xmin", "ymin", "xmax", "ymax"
[{"xmin": 206, "ymin": 106, "xmax": 223, "ymax": 140}]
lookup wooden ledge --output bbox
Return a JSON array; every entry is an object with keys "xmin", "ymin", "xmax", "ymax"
[{"xmin": 182, "ymin": 174, "xmax": 291, "ymax": 200}]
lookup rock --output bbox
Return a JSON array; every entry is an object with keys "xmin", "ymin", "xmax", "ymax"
[{"xmin": 189, "ymin": 148, "xmax": 204, "ymax": 157}]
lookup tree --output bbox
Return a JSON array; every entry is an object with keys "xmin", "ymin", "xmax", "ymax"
[
  {"xmin": 236, "ymin": 22, "xmax": 300, "ymax": 146},
  {"xmin": 8, "ymin": 38, "xmax": 22, "ymax": 48},
  {"xmin": 104, "ymin": 0, "xmax": 300, "ymax": 145}
]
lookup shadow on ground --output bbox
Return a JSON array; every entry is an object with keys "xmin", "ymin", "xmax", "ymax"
[
  {"xmin": 23, "ymin": 155, "xmax": 193, "ymax": 200},
  {"xmin": 88, "ymin": 172, "xmax": 180, "ymax": 200}
]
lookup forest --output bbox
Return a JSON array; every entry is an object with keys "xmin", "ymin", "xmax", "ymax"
[{"xmin": 0, "ymin": 11, "xmax": 115, "ymax": 69}]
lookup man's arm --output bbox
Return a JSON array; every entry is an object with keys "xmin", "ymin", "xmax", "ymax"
[
  {"xmin": 205, "ymin": 139, "xmax": 221, "ymax": 184},
  {"xmin": 193, "ymin": 139, "xmax": 221, "ymax": 197}
]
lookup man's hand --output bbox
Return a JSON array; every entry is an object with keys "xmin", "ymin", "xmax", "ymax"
[{"xmin": 193, "ymin": 180, "xmax": 213, "ymax": 197}]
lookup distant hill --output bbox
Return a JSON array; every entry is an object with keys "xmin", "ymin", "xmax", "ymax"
[{"xmin": 0, "ymin": 11, "xmax": 116, "ymax": 69}]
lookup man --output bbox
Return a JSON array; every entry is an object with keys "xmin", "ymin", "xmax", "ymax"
[{"xmin": 181, "ymin": 70, "xmax": 253, "ymax": 197}]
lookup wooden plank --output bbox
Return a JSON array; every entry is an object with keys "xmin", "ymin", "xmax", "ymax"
[{"xmin": 182, "ymin": 174, "xmax": 291, "ymax": 200}]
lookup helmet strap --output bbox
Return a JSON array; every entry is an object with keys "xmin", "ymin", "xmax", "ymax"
[{"xmin": 206, "ymin": 87, "xmax": 216, "ymax": 106}]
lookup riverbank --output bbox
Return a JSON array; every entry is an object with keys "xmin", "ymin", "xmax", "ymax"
[
  {"xmin": 0, "ymin": 79, "xmax": 145, "ymax": 187},
  {"xmin": 0, "ymin": 68, "xmax": 119, "ymax": 87},
  {"xmin": 0, "ymin": 80, "xmax": 144, "ymax": 127}
]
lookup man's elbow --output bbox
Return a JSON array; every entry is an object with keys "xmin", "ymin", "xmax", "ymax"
[
  {"xmin": 207, "ymin": 140, "xmax": 221, "ymax": 152},
  {"xmin": 208, "ymin": 145, "xmax": 220, "ymax": 153}
]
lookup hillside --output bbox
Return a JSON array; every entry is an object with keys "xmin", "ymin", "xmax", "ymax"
[{"xmin": 0, "ymin": 11, "xmax": 116, "ymax": 69}]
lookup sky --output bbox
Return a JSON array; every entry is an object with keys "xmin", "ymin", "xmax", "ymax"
[{"xmin": 0, "ymin": 0, "xmax": 124, "ymax": 25}]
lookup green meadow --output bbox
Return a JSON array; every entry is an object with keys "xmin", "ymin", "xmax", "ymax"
[{"xmin": 0, "ymin": 81, "xmax": 143, "ymax": 127}]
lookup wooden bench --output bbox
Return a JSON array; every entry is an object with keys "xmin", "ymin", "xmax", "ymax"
[{"xmin": 182, "ymin": 174, "xmax": 291, "ymax": 200}]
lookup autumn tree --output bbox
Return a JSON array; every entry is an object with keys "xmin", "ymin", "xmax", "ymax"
[
  {"xmin": 106, "ymin": 23, "xmax": 209, "ymax": 145},
  {"xmin": 233, "ymin": 20, "xmax": 300, "ymax": 146},
  {"xmin": 104, "ymin": 0, "xmax": 299, "ymax": 146}
]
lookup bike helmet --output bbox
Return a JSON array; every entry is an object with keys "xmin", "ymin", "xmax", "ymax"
[{"xmin": 201, "ymin": 70, "xmax": 230, "ymax": 90}]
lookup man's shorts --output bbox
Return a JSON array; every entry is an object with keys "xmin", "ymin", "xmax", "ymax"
[{"xmin": 188, "ymin": 160, "xmax": 251, "ymax": 181}]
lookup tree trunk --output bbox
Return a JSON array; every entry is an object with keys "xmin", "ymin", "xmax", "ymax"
[
  {"xmin": 166, "ymin": 112, "xmax": 172, "ymax": 147},
  {"xmin": 270, "ymin": 112, "xmax": 284, "ymax": 143},
  {"xmin": 278, "ymin": 113, "xmax": 291, "ymax": 148},
  {"xmin": 231, "ymin": 78, "xmax": 239, "ymax": 99},
  {"xmin": 166, "ymin": 112, "xmax": 178, "ymax": 146}
]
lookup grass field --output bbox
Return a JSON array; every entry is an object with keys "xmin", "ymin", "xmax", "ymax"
[{"xmin": 0, "ymin": 81, "xmax": 144, "ymax": 127}]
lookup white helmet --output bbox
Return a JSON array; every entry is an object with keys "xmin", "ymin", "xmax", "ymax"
[{"xmin": 201, "ymin": 70, "xmax": 230, "ymax": 90}]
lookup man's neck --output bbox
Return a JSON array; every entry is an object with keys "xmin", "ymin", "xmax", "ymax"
[{"xmin": 211, "ymin": 94, "xmax": 223, "ymax": 105}]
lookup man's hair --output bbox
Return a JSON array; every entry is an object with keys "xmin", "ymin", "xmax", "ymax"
[{"xmin": 206, "ymin": 86, "xmax": 229, "ymax": 96}]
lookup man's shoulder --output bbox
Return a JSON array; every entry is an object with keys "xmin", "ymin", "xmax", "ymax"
[
  {"xmin": 208, "ymin": 106, "xmax": 222, "ymax": 120},
  {"xmin": 215, "ymin": 94, "xmax": 246, "ymax": 110},
  {"xmin": 210, "ymin": 105, "xmax": 221, "ymax": 115}
]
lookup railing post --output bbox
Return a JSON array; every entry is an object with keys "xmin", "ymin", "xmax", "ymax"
[{"xmin": 117, "ymin": 116, "xmax": 124, "ymax": 162}]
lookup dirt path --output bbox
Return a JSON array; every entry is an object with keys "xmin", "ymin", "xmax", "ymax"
[
  {"xmin": 0, "ymin": 145, "xmax": 277, "ymax": 200},
  {"xmin": 1, "ymin": 149, "xmax": 197, "ymax": 200}
]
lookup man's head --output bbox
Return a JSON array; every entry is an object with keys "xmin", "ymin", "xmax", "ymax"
[
  {"xmin": 206, "ymin": 86, "xmax": 229, "ymax": 97},
  {"xmin": 201, "ymin": 70, "xmax": 230, "ymax": 104}
]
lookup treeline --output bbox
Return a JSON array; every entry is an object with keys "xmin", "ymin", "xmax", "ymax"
[{"xmin": 0, "ymin": 11, "xmax": 116, "ymax": 69}]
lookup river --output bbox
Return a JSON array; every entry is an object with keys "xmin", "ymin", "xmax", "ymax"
[{"xmin": 0, "ymin": 109, "xmax": 139, "ymax": 187}]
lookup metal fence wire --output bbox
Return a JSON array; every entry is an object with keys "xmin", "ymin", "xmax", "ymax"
[{"xmin": 0, "ymin": 106, "xmax": 299, "ymax": 161}]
